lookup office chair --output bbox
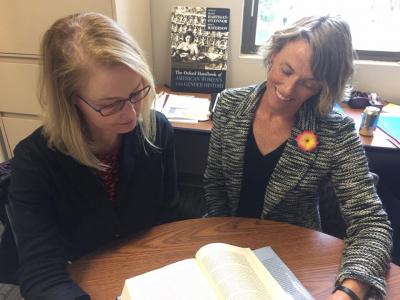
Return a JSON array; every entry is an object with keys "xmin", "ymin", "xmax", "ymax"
[
  {"xmin": 0, "ymin": 159, "xmax": 19, "ymax": 284},
  {"xmin": 377, "ymin": 176, "xmax": 400, "ymax": 266},
  {"xmin": 318, "ymin": 172, "xmax": 400, "ymax": 266},
  {"xmin": 318, "ymin": 172, "xmax": 379, "ymax": 239}
]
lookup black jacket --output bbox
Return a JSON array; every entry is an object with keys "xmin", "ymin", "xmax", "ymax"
[{"xmin": 9, "ymin": 112, "xmax": 180, "ymax": 300}]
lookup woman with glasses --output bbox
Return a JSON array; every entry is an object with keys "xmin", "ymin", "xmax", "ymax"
[{"xmin": 7, "ymin": 12, "xmax": 180, "ymax": 300}]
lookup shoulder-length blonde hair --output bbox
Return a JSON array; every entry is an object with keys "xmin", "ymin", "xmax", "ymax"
[
  {"xmin": 259, "ymin": 15, "xmax": 355, "ymax": 116},
  {"xmin": 39, "ymin": 12, "xmax": 156, "ymax": 170}
]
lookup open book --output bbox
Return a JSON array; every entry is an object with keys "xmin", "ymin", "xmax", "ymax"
[{"xmin": 120, "ymin": 243, "xmax": 313, "ymax": 300}]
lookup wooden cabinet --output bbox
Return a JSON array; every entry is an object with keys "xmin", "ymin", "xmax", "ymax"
[
  {"xmin": 0, "ymin": 1, "xmax": 115, "ymax": 56},
  {"xmin": 0, "ymin": 61, "xmax": 41, "ymax": 115},
  {"xmin": 0, "ymin": 0, "xmax": 152, "ymax": 160},
  {"xmin": 0, "ymin": 115, "xmax": 42, "ymax": 157}
]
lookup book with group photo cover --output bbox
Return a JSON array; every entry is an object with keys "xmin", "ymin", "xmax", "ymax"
[
  {"xmin": 119, "ymin": 243, "xmax": 314, "ymax": 300},
  {"xmin": 170, "ymin": 6, "xmax": 230, "ymax": 93}
]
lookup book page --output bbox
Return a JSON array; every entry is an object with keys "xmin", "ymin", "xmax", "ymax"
[
  {"xmin": 154, "ymin": 92, "xmax": 169, "ymax": 112},
  {"xmin": 195, "ymin": 243, "xmax": 294, "ymax": 300},
  {"xmin": 121, "ymin": 258, "xmax": 217, "ymax": 300},
  {"xmin": 253, "ymin": 247, "xmax": 314, "ymax": 300}
]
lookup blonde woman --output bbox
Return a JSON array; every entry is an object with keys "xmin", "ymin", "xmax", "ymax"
[{"xmin": 8, "ymin": 13, "xmax": 180, "ymax": 299}]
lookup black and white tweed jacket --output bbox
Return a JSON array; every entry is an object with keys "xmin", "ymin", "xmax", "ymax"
[{"xmin": 204, "ymin": 82, "xmax": 392, "ymax": 298}]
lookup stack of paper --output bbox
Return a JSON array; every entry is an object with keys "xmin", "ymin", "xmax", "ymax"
[
  {"xmin": 381, "ymin": 103, "xmax": 400, "ymax": 115},
  {"xmin": 155, "ymin": 93, "xmax": 211, "ymax": 123}
]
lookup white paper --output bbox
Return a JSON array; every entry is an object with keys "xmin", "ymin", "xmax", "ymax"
[{"xmin": 160, "ymin": 94, "xmax": 210, "ymax": 122}]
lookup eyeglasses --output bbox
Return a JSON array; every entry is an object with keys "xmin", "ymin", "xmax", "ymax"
[{"xmin": 77, "ymin": 85, "xmax": 150, "ymax": 117}]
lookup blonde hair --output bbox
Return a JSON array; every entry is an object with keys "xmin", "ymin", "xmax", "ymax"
[
  {"xmin": 39, "ymin": 12, "xmax": 156, "ymax": 170},
  {"xmin": 260, "ymin": 15, "xmax": 354, "ymax": 116}
]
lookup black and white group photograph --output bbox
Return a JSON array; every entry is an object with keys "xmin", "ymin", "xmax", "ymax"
[{"xmin": 171, "ymin": 6, "xmax": 229, "ymax": 70}]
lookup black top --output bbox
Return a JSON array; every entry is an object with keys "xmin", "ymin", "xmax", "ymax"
[
  {"xmin": 8, "ymin": 112, "xmax": 180, "ymax": 300},
  {"xmin": 238, "ymin": 125, "xmax": 286, "ymax": 218}
]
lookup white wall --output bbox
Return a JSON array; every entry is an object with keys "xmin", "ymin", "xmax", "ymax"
[
  {"xmin": 150, "ymin": 0, "xmax": 400, "ymax": 104},
  {"xmin": 353, "ymin": 61, "xmax": 400, "ymax": 104},
  {"xmin": 115, "ymin": 0, "xmax": 153, "ymax": 70}
]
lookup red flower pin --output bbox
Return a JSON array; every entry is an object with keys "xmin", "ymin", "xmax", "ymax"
[{"xmin": 295, "ymin": 130, "xmax": 318, "ymax": 152}]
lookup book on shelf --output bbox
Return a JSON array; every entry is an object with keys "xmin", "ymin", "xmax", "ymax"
[
  {"xmin": 170, "ymin": 6, "xmax": 230, "ymax": 93},
  {"xmin": 119, "ymin": 243, "xmax": 314, "ymax": 300},
  {"xmin": 155, "ymin": 91, "xmax": 211, "ymax": 123}
]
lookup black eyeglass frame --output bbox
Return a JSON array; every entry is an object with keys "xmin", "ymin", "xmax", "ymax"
[{"xmin": 76, "ymin": 85, "xmax": 151, "ymax": 117}]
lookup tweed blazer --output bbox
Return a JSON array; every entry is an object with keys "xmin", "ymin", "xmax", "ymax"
[{"xmin": 204, "ymin": 82, "xmax": 392, "ymax": 298}]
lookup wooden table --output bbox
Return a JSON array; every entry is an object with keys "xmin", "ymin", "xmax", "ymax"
[{"xmin": 69, "ymin": 217, "xmax": 400, "ymax": 300}]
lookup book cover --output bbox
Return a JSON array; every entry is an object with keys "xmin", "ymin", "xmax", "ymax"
[
  {"xmin": 119, "ymin": 243, "xmax": 313, "ymax": 300},
  {"xmin": 170, "ymin": 6, "xmax": 230, "ymax": 93}
]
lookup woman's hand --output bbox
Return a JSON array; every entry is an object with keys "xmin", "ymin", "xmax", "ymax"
[
  {"xmin": 326, "ymin": 292, "xmax": 352, "ymax": 300},
  {"xmin": 326, "ymin": 279, "xmax": 369, "ymax": 300}
]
